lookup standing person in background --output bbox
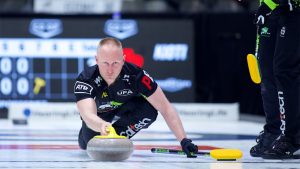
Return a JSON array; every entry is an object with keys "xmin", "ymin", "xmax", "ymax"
[
  {"xmin": 74, "ymin": 37, "xmax": 198, "ymax": 158},
  {"xmin": 250, "ymin": 0, "xmax": 300, "ymax": 159}
]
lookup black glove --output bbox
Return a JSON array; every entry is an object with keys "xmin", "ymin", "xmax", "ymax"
[
  {"xmin": 255, "ymin": 2, "xmax": 272, "ymax": 25},
  {"xmin": 180, "ymin": 138, "xmax": 198, "ymax": 158}
]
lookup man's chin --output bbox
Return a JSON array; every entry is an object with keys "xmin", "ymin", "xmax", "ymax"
[{"xmin": 106, "ymin": 78, "xmax": 116, "ymax": 85}]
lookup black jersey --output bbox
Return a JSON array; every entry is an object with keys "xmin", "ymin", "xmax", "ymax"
[{"xmin": 74, "ymin": 62, "xmax": 158, "ymax": 113}]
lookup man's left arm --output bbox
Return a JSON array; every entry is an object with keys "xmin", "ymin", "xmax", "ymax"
[
  {"xmin": 146, "ymin": 86, "xmax": 198, "ymax": 157},
  {"xmin": 146, "ymin": 86, "xmax": 185, "ymax": 140}
]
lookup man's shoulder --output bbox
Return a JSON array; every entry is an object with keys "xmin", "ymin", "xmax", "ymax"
[
  {"xmin": 123, "ymin": 62, "xmax": 143, "ymax": 75},
  {"xmin": 77, "ymin": 65, "xmax": 99, "ymax": 81}
]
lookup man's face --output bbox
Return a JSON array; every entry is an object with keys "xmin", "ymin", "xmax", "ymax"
[{"xmin": 96, "ymin": 45, "xmax": 124, "ymax": 86}]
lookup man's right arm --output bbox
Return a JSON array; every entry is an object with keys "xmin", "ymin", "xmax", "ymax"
[
  {"xmin": 74, "ymin": 75, "xmax": 111, "ymax": 135},
  {"xmin": 76, "ymin": 98, "xmax": 111, "ymax": 135}
]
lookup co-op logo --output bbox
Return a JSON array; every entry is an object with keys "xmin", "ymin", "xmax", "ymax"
[
  {"xmin": 156, "ymin": 78, "xmax": 192, "ymax": 92},
  {"xmin": 29, "ymin": 19, "xmax": 63, "ymax": 38},
  {"xmin": 104, "ymin": 19, "xmax": 138, "ymax": 40}
]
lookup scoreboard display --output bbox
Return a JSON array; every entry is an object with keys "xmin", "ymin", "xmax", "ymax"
[
  {"xmin": 0, "ymin": 15, "xmax": 195, "ymax": 103},
  {"xmin": 0, "ymin": 38, "xmax": 99, "ymax": 101}
]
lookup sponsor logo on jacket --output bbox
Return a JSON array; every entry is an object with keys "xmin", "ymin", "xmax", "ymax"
[
  {"xmin": 120, "ymin": 118, "xmax": 151, "ymax": 137},
  {"xmin": 117, "ymin": 89, "xmax": 133, "ymax": 96},
  {"xmin": 74, "ymin": 81, "xmax": 93, "ymax": 95},
  {"xmin": 278, "ymin": 91, "xmax": 286, "ymax": 134}
]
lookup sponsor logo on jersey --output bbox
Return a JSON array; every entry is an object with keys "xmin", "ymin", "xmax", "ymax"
[
  {"xmin": 122, "ymin": 74, "xmax": 130, "ymax": 82},
  {"xmin": 94, "ymin": 76, "xmax": 102, "ymax": 87},
  {"xmin": 153, "ymin": 43, "xmax": 188, "ymax": 61},
  {"xmin": 261, "ymin": 27, "xmax": 271, "ymax": 37},
  {"xmin": 280, "ymin": 26, "xmax": 286, "ymax": 38},
  {"xmin": 120, "ymin": 118, "xmax": 152, "ymax": 137},
  {"xmin": 29, "ymin": 19, "xmax": 63, "ymax": 39},
  {"xmin": 101, "ymin": 91, "xmax": 108, "ymax": 98},
  {"xmin": 142, "ymin": 76, "xmax": 152, "ymax": 90},
  {"xmin": 117, "ymin": 89, "xmax": 133, "ymax": 96},
  {"xmin": 104, "ymin": 19, "xmax": 138, "ymax": 40},
  {"xmin": 143, "ymin": 70, "xmax": 153, "ymax": 81},
  {"xmin": 97, "ymin": 103, "xmax": 114, "ymax": 113},
  {"xmin": 156, "ymin": 78, "xmax": 192, "ymax": 92},
  {"xmin": 74, "ymin": 81, "xmax": 93, "ymax": 95},
  {"xmin": 141, "ymin": 70, "xmax": 154, "ymax": 90},
  {"xmin": 278, "ymin": 91, "xmax": 286, "ymax": 134}
]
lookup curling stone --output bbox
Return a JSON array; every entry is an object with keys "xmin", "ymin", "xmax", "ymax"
[{"xmin": 86, "ymin": 126, "xmax": 133, "ymax": 161}]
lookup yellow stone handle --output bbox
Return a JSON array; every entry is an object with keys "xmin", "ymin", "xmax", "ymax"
[
  {"xmin": 94, "ymin": 126, "xmax": 127, "ymax": 139},
  {"xmin": 106, "ymin": 126, "xmax": 118, "ymax": 137}
]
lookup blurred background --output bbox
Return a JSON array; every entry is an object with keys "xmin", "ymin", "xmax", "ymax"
[{"xmin": 0, "ymin": 0, "xmax": 264, "ymax": 125}]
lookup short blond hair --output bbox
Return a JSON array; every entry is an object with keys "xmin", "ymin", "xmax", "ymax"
[{"xmin": 97, "ymin": 37, "xmax": 122, "ymax": 52}]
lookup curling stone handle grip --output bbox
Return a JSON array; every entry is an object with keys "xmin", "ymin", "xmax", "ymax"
[
  {"xmin": 94, "ymin": 126, "xmax": 126, "ymax": 139},
  {"xmin": 106, "ymin": 126, "xmax": 119, "ymax": 137}
]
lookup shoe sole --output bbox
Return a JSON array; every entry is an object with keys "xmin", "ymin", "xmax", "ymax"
[
  {"xmin": 250, "ymin": 154, "xmax": 262, "ymax": 157},
  {"xmin": 262, "ymin": 154, "xmax": 300, "ymax": 159}
]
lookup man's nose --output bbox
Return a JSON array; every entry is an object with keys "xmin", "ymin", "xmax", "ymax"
[{"xmin": 107, "ymin": 65, "xmax": 113, "ymax": 74}]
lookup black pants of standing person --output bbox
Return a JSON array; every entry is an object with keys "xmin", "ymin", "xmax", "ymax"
[{"xmin": 258, "ymin": 8, "xmax": 300, "ymax": 145}]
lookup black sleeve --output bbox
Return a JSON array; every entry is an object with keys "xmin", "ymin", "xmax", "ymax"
[
  {"xmin": 74, "ymin": 74, "xmax": 96, "ymax": 102},
  {"xmin": 135, "ymin": 69, "xmax": 158, "ymax": 97}
]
